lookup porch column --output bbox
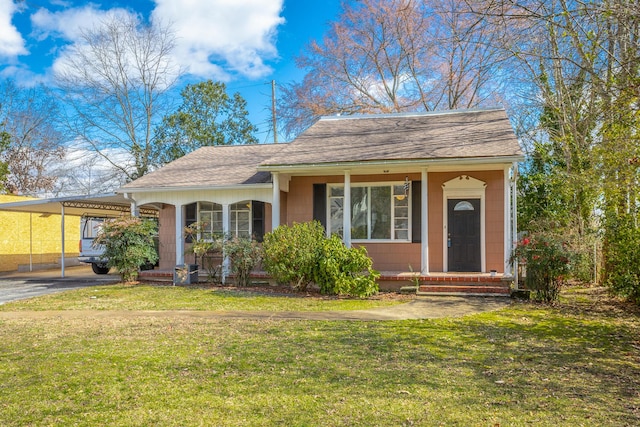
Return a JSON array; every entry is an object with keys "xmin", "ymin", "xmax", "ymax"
[
  {"xmin": 175, "ymin": 204, "xmax": 185, "ymax": 266},
  {"xmin": 222, "ymin": 203, "xmax": 230, "ymax": 284},
  {"xmin": 512, "ymin": 162, "xmax": 519, "ymax": 289},
  {"xmin": 124, "ymin": 193, "xmax": 138, "ymax": 217},
  {"xmin": 504, "ymin": 165, "xmax": 512, "ymax": 276},
  {"xmin": 272, "ymin": 172, "xmax": 280, "ymax": 231},
  {"xmin": 421, "ymin": 168, "xmax": 429, "ymax": 275},
  {"xmin": 343, "ymin": 170, "xmax": 351, "ymax": 248}
]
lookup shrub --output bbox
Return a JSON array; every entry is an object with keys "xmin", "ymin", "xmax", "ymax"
[
  {"xmin": 184, "ymin": 222, "xmax": 224, "ymax": 283},
  {"xmin": 262, "ymin": 221, "xmax": 325, "ymax": 290},
  {"xmin": 511, "ymin": 233, "xmax": 571, "ymax": 302},
  {"xmin": 224, "ymin": 235, "xmax": 262, "ymax": 287},
  {"xmin": 94, "ymin": 216, "xmax": 158, "ymax": 283},
  {"xmin": 315, "ymin": 235, "xmax": 380, "ymax": 298},
  {"xmin": 262, "ymin": 221, "xmax": 380, "ymax": 298}
]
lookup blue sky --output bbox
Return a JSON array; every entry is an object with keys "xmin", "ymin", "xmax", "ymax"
[{"xmin": 0, "ymin": 0, "xmax": 343, "ymax": 143}]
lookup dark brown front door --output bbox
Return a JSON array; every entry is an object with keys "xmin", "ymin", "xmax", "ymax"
[{"xmin": 447, "ymin": 199, "xmax": 481, "ymax": 272}]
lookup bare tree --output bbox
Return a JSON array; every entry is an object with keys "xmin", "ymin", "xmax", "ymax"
[
  {"xmin": 0, "ymin": 81, "xmax": 65, "ymax": 195},
  {"xmin": 49, "ymin": 145, "xmax": 129, "ymax": 197},
  {"xmin": 55, "ymin": 13, "xmax": 181, "ymax": 181},
  {"xmin": 278, "ymin": 0, "xmax": 508, "ymax": 138}
]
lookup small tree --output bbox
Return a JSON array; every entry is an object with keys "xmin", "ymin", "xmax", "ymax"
[{"xmin": 94, "ymin": 216, "xmax": 158, "ymax": 283}]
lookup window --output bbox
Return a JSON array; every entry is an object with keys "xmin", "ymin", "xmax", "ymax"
[
  {"xmin": 453, "ymin": 200, "xmax": 475, "ymax": 211},
  {"xmin": 230, "ymin": 201, "xmax": 252, "ymax": 238},
  {"xmin": 186, "ymin": 201, "xmax": 257, "ymax": 240},
  {"xmin": 82, "ymin": 217, "xmax": 104, "ymax": 239},
  {"xmin": 198, "ymin": 202, "xmax": 223, "ymax": 240},
  {"xmin": 328, "ymin": 183, "xmax": 410, "ymax": 241}
]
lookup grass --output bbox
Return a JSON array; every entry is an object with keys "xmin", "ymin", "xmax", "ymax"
[
  {"xmin": 0, "ymin": 285, "xmax": 639, "ymax": 426},
  {"xmin": 0, "ymin": 283, "xmax": 405, "ymax": 312}
]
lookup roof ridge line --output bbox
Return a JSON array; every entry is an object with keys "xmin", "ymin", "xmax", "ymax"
[{"xmin": 319, "ymin": 107, "xmax": 505, "ymax": 121}]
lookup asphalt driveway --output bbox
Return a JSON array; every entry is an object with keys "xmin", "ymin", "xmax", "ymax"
[{"xmin": 0, "ymin": 265, "xmax": 120, "ymax": 305}]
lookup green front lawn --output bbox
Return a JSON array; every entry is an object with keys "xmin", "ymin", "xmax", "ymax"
[
  {"xmin": 0, "ymin": 286, "xmax": 638, "ymax": 426},
  {"xmin": 0, "ymin": 284, "xmax": 406, "ymax": 312}
]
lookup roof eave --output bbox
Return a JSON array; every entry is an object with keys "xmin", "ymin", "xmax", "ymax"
[
  {"xmin": 258, "ymin": 155, "xmax": 525, "ymax": 173},
  {"xmin": 117, "ymin": 183, "xmax": 273, "ymax": 194}
]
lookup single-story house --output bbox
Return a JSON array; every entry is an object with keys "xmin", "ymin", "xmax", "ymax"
[{"xmin": 120, "ymin": 108, "xmax": 524, "ymax": 294}]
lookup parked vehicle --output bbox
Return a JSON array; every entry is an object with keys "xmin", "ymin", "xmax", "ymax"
[
  {"xmin": 78, "ymin": 215, "xmax": 159, "ymax": 275},
  {"xmin": 78, "ymin": 216, "xmax": 110, "ymax": 274}
]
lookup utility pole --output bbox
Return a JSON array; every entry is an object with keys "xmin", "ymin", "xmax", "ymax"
[{"xmin": 271, "ymin": 80, "xmax": 278, "ymax": 143}]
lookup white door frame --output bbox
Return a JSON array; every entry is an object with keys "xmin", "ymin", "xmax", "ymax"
[{"xmin": 442, "ymin": 175, "xmax": 486, "ymax": 273}]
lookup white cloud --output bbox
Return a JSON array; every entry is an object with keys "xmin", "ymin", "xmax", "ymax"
[
  {"xmin": 0, "ymin": 64, "xmax": 46, "ymax": 86},
  {"xmin": 31, "ymin": 5, "xmax": 133, "ymax": 42},
  {"xmin": 0, "ymin": 0, "xmax": 27, "ymax": 58},
  {"xmin": 27, "ymin": 0, "xmax": 284, "ymax": 84},
  {"xmin": 151, "ymin": 0, "xmax": 285, "ymax": 80}
]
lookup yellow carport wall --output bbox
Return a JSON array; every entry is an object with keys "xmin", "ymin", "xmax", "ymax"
[{"xmin": 0, "ymin": 195, "xmax": 80, "ymax": 273}]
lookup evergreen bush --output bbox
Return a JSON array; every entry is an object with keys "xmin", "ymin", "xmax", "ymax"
[
  {"xmin": 94, "ymin": 216, "xmax": 158, "ymax": 283},
  {"xmin": 511, "ymin": 232, "xmax": 571, "ymax": 302}
]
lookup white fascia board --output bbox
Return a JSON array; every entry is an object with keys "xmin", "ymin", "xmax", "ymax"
[
  {"xmin": 117, "ymin": 183, "xmax": 273, "ymax": 194},
  {"xmin": 258, "ymin": 156, "xmax": 525, "ymax": 174}
]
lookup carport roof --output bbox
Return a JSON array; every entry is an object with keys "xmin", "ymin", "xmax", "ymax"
[{"xmin": 0, "ymin": 193, "xmax": 157, "ymax": 217}]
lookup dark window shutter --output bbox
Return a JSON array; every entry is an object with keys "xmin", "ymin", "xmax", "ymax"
[
  {"xmin": 252, "ymin": 201, "xmax": 265, "ymax": 242},
  {"xmin": 411, "ymin": 181, "xmax": 421, "ymax": 243},
  {"xmin": 313, "ymin": 184, "xmax": 327, "ymax": 228},
  {"xmin": 185, "ymin": 203, "xmax": 197, "ymax": 243}
]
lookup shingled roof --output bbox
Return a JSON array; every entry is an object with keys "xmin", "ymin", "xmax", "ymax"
[
  {"xmin": 121, "ymin": 144, "xmax": 286, "ymax": 190},
  {"xmin": 262, "ymin": 108, "xmax": 522, "ymax": 167},
  {"xmin": 121, "ymin": 108, "xmax": 521, "ymax": 191}
]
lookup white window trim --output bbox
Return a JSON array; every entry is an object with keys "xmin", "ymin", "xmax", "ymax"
[
  {"xmin": 327, "ymin": 181, "xmax": 411, "ymax": 243},
  {"xmin": 229, "ymin": 201, "xmax": 252, "ymax": 238},
  {"xmin": 197, "ymin": 202, "xmax": 223, "ymax": 240},
  {"xmin": 442, "ymin": 175, "xmax": 486, "ymax": 273}
]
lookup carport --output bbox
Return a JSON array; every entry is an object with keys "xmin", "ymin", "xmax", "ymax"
[{"xmin": 0, "ymin": 193, "xmax": 158, "ymax": 277}]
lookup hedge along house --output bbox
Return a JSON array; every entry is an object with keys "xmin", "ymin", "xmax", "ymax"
[{"xmin": 120, "ymin": 108, "xmax": 524, "ymax": 294}]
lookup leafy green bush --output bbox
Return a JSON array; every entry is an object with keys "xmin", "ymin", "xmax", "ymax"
[
  {"xmin": 511, "ymin": 233, "xmax": 571, "ymax": 302},
  {"xmin": 224, "ymin": 235, "xmax": 262, "ymax": 287},
  {"xmin": 315, "ymin": 235, "xmax": 380, "ymax": 297},
  {"xmin": 262, "ymin": 221, "xmax": 380, "ymax": 297},
  {"xmin": 94, "ymin": 216, "xmax": 158, "ymax": 283},
  {"xmin": 262, "ymin": 221, "xmax": 325, "ymax": 290}
]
